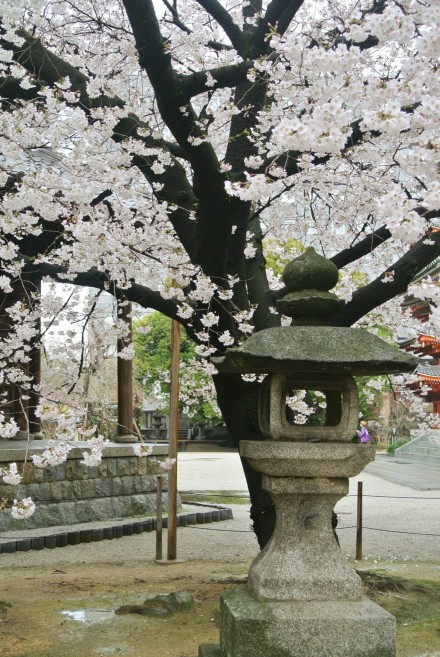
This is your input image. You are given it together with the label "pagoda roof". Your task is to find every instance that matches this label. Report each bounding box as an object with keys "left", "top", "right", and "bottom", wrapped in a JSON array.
[
  {"left": 418, "top": 363, "right": 440, "bottom": 378},
  {"left": 418, "top": 333, "right": 440, "bottom": 345}
]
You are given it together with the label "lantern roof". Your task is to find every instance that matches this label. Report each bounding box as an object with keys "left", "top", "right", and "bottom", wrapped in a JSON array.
[
  {"left": 212, "top": 326, "right": 417, "bottom": 375},
  {"left": 213, "top": 248, "right": 418, "bottom": 376}
]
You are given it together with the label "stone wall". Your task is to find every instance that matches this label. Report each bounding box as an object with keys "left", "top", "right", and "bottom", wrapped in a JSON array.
[{"left": 0, "top": 441, "right": 169, "bottom": 532}]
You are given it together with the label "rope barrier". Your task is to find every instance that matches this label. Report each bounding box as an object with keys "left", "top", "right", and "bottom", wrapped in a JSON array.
[
  {"left": 347, "top": 494, "right": 440, "bottom": 499},
  {"left": 183, "top": 492, "right": 440, "bottom": 500},
  {"left": 362, "top": 526, "right": 440, "bottom": 537},
  {"left": 184, "top": 524, "right": 440, "bottom": 537}
]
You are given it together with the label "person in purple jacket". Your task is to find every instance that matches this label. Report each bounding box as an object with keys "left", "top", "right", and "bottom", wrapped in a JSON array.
[{"left": 358, "top": 420, "right": 371, "bottom": 443}]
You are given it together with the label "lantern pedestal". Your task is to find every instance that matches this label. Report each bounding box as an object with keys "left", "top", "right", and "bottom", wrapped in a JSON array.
[
  {"left": 242, "top": 441, "right": 374, "bottom": 602},
  {"left": 199, "top": 440, "right": 396, "bottom": 657},
  {"left": 198, "top": 589, "right": 395, "bottom": 657}
]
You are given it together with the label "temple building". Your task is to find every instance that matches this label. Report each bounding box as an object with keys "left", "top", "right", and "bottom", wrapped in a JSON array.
[
  {"left": 398, "top": 252, "right": 440, "bottom": 420},
  {"left": 399, "top": 332, "right": 440, "bottom": 417}
]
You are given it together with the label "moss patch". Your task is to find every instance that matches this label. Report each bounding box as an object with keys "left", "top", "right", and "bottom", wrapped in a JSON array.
[{"left": 361, "top": 571, "right": 440, "bottom": 657}]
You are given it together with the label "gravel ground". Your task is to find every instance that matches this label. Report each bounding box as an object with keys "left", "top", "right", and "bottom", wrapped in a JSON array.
[{"left": 0, "top": 452, "right": 439, "bottom": 567}]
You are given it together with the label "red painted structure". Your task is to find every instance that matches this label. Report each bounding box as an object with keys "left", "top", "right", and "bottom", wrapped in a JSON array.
[{"left": 400, "top": 332, "right": 440, "bottom": 415}]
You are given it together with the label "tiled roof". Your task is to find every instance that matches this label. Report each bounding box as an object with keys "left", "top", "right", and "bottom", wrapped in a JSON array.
[{"left": 418, "top": 363, "right": 440, "bottom": 378}]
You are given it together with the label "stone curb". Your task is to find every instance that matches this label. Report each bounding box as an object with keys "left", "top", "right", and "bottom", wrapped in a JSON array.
[{"left": 0, "top": 505, "right": 233, "bottom": 554}]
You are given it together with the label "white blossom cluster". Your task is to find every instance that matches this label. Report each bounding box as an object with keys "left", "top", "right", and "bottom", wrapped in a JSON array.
[
  {"left": 132, "top": 444, "right": 175, "bottom": 472},
  {"left": 31, "top": 441, "right": 72, "bottom": 468},
  {"left": 80, "top": 435, "right": 109, "bottom": 467},
  {"left": 0, "top": 462, "right": 22, "bottom": 486}
]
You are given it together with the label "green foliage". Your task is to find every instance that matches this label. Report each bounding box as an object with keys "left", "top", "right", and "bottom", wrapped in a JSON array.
[
  {"left": 264, "top": 238, "right": 304, "bottom": 277},
  {"left": 371, "top": 324, "right": 394, "bottom": 340},
  {"left": 133, "top": 312, "right": 221, "bottom": 423},
  {"left": 133, "top": 312, "right": 189, "bottom": 390},
  {"left": 386, "top": 438, "right": 410, "bottom": 455}
]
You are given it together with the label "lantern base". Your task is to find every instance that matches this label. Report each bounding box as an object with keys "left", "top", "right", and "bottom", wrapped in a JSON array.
[{"left": 199, "top": 587, "right": 395, "bottom": 657}]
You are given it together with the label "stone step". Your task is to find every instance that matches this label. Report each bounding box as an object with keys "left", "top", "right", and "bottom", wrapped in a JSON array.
[
  {"left": 396, "top": 452, "right": 440, "bottom": 465},
  {"left": 403, "top": 446, "right": 440, "bottom": 456}
]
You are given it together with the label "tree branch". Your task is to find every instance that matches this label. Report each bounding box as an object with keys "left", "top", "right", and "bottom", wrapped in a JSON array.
[
  {"left": 1, "top": 27, "right": 200, "bottom": 262},
  {"left": 121, "top": 1, "right": 220, "bottom": 170},
  {"left": 331, "top": 208, "right": 440, "bottom": 270},
  {"left": 332, "top": 231, "right": 440, "bottom": 327},
  {"left": 122, "top": 1, "right": 238, "bottom": 280},
  {"left": 19, "top": 259, "right": 183, "bottom": 323},
  {"left": 0, "top": 75, "right": 40, "bottom": 102},
  {"left": 179, "top": 60, "right": 255, "bottom": 101},
  {"left": 245, "top": 216, "right": 281, "bottom": 331},
  {"left": 331, "top": 226, "right": 392, "bottom": 269},
  {"left": 255, "top": 1, "right": 305, "bottom": 52},
  {"left": 160, "top": 0, "right": 233, "bottom": 51},
  {"left": 194, "top": 0, "right": 244, "bottom": 54},
  {"left": 0, "top": 30, "right": 123, "bottom": 109}
]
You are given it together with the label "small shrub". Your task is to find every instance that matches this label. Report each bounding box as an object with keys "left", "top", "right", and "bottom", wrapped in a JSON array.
[
  {"left": 386, "top": 439, "right": 410, "bottom": 455},
  {"left": 374, "top": 442, "right": 389, "bottom": 451}
]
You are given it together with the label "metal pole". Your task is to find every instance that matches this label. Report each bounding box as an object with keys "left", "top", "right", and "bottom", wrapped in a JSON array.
[
  {"left": 167, "top": 316, "right": 180, "bottom": 560},
  {"left": 356, "top": 481, "right": 363, "bottom": 561},
  {"left": 156, "top": 475, "right": 163, "bottom": 561}
]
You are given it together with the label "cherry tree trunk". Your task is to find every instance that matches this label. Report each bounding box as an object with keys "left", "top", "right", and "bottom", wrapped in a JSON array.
[{"left": 214, "top": 372, "right": 276, "bottom": 549}]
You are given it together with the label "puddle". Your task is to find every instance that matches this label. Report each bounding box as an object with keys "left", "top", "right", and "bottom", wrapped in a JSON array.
[{"left": 60, "top": 609, "right": 116, "bottom": 625}]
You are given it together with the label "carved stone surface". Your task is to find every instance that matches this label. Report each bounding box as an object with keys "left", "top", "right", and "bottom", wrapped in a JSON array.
[
  {"left": 212, "top": 326, "right": 417, "bottom": 375},
  {"left": 282, "top": 247, "right": 340, "bottom": 293},
  {"left": 240, "top": 441, "right": 375, "bottom": 478},
  {"left": 246, "top": 474, "right": 362, "bottom": 601},
  {"left": 258, "top": 372, "right": 359, "bottom": 441},
  {"left": 276, "top": 289, "right": 344, "bottom": 324},
  {"left": 215, "top": 587, "right": 395, "bottom": 657}
]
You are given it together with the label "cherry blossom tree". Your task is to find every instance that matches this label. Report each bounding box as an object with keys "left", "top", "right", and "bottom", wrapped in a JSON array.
[{"left": 0, "top": 0, "right": 439, "bottom": 543}]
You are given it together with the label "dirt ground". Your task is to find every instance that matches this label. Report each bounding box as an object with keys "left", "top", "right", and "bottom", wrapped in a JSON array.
[
  {"left": 0, "top": 558, "right": 250, "bottom": 657},
  {"left": 1, "top": 557, "right": 440, "bottom": 657}
]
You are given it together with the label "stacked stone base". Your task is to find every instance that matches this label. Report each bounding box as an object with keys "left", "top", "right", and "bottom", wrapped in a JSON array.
[{"left": 199, "top": 587, "right": 395, "bottom": 657}]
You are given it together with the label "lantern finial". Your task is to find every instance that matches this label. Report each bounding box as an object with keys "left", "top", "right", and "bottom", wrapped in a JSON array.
[{"left": 277, "top": 248, "right": 344, "bottom": 324}]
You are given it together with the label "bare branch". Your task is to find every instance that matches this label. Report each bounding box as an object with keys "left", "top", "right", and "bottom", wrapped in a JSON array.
[
  {"left": 331, "top": 226, "right": 392, "bottom": 269},
  {"left": 255, "top": 1, "right": 305, "bottom": 52},
  {"left": 18, "top": 259, "right": 184, "bottom": 323},
  {"left": 179, "top": 60, "right": 255, "bottom": 101},
  {"left": 332, "top": 231, "right": 440, "bottom": 327},
  {"left": 194, "top": 0, "right": 244, "bottom": 53}
]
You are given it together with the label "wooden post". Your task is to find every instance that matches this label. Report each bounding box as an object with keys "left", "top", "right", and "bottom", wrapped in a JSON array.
[
  {"left": 156, "top": 475, "right": 163, "bottom": 561},
  {"left": 356, "top": 481, "right": 363, "bottom": 561},
  {"left": 167, "top": 317, "right": 180, "bottom": 561},
  {"left": 11, "top": 274, "right": 42, "bottom": 439},
  {"left": 29, "top": 279, "right": 42, "bottom": 436},
  {"left": 116, "top": 301, "right": 134, "bottom": 442}
]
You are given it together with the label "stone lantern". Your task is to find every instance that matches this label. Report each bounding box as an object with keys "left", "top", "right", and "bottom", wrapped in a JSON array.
[{"left": 201, "top": 248, "right": 417, "bottom": 657}]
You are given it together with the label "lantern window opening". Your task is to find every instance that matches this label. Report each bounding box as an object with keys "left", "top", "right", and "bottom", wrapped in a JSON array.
[
  {"left": 284, "top": 387, "right": 343, "bottom": 428},
  {"left": 259, "top": 372, "right": 359, "bottom": 442}
]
